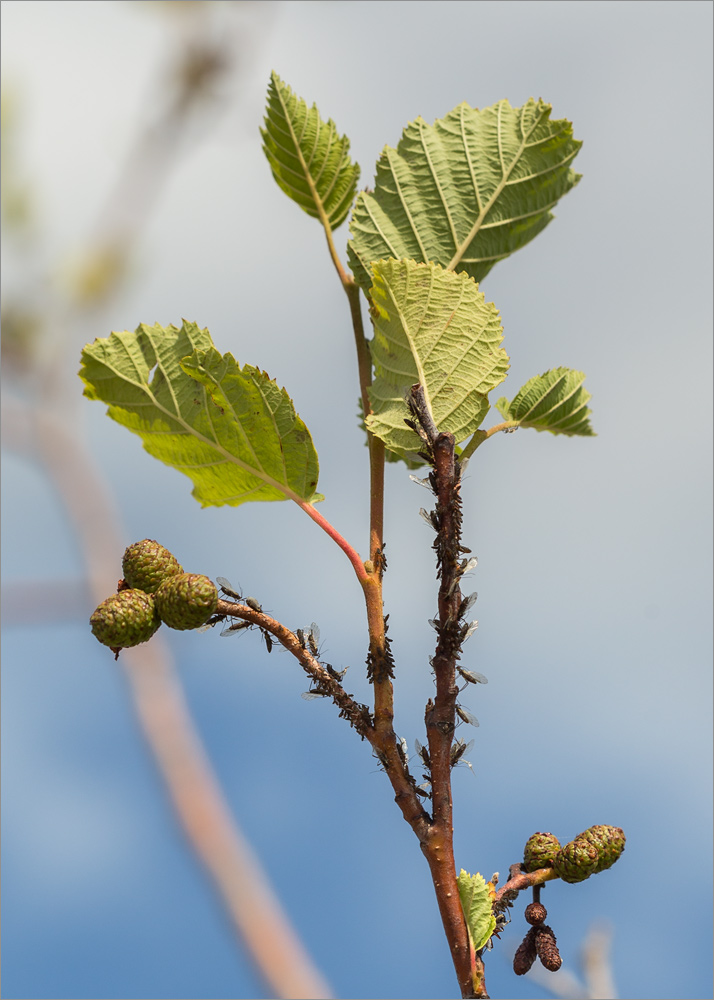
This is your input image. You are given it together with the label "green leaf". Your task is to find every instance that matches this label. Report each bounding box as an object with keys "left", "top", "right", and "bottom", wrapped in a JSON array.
[
  {"left": 357, "top": 396, "right": 424, "bottom": 469},
  {"left": 495, "top": 367, "right": 595, "bottom": 435},
  {"left": 364, "top": 259, "right": 509, "bottom": 459},
  {"left": 348, "top": 98, "right": 581, "bottom": 291},
  {"left": 261, "top": 71, "right": 360, "bottom": 229},
  {"left": 79, "top": 321, "right": 321, "bottom": 507},
  {"left": 456, "top": 870, "right": 497, "bottom": 953}
]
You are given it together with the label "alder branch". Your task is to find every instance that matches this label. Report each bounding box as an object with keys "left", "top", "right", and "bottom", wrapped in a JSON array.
[
  {"left": 217, "top": 598, "right": 432, "bottom": 838},
  {"left": 494, "top": 863, "right": 560, "bottom": 913},
  {"left": 406, "top": 384, "right": 481, "bottom": 999},
  {"left": 215, "top": 598, "right": 374, "bottom": 738}
]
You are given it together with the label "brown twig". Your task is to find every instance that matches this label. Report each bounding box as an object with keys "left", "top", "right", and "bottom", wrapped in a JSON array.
[
  {"left": 216, "top": 598, "right": 374, "bottom": 738},
  {"left": 494, "top": 863, "right": 560, "bottom": 912},
  {"left": 406, "top": 384, "right": 479, "bottom": 998},
  {"left": 218, "top": 597, "right": 433, "bottom": 838}
]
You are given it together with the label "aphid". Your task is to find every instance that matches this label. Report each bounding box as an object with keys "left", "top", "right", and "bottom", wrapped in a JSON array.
[
  {"left": 461, "top": 620, "right": 479, "bottom": 642},
  {"left": 450, "top": 738, "right": 475, "bottom": 766},
  {"left": 414, "top": 739, "right": 431, "bottom": 769},
  {"left": 458, "top": 666, "right": 488, "bottom": 686},
  {"left": 459, "top": 592, "right": 478, "bottom": 617},
  {"left": 373, "top": 748, "right": 390, "bottom": 771},
  {"left": 261, "top": 630, "right": 274, "bottom": 653},
  {"left": 373, "top": 545, "right": 388, "bottom": 575},
  {"left": 397, "top": 736, "right": 409, "bottom": 766},
  {"left": 419, "top": 507, "right": 438, "bottom": 529},
  {"left": 218, "top": 578, "right": 263, "bottom": 612},
  {"left": 460, "top": 556, "right": 479, "bottom": 575},
  {"left": 198, "top": 613, "right": 226, "bottom": 632},
  {"left": 451, "top": 738, "right": 477, "bottom": 779},
  {"left": 446, "top": 577, "right": 462, "bottom": 597},
  {"left": 307, "top": 622, "right": 320, "bottom": 657},
  {"left": 415, "top": 783, "right": 431, "bottom": 799},
  {"left": 456, "top": 704, "right": 480, "bottom": 728},
  {"left": 301, "top": 687, "right": 328, "bottom": 701},
  {"left": 325, "top": 663, "right": 348, "bottom": 682},
  {"left": 296, "top": 628, "right": 306, "bottom": 648},
  {"left": 491, "top": 908, "right": 511, "bottom": 945},
  {"left": 216, "top": 576, "right": 242, "bottom": 601},
  {"left": 409, "top": 474, "right": 432, "bottom": 490},
  {"left": 220, "top": 620, "right": 252, "bottom": 637}
]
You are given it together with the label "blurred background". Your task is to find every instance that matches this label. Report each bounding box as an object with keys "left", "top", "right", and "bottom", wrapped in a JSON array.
[{"left": 2, "top": 2, "right": 711, "bottom": 998}]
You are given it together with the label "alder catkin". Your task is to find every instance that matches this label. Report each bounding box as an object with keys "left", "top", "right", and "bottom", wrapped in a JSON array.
[
  {"left": 524, "top": 901, "right": 547, "bottom": 925},
  {"left": 534, "top": 925, "right": 562, "bottom": 972},
  {"left": 513, "top": 927, "right": 537, "bottom": 975}
]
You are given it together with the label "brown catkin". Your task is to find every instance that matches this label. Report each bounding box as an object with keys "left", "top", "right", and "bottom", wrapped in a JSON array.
[
  {"left": 534, "top": 925, "right": 562, "bottom": 972},
  {"left": 524, "top": 901, "right": 547, "bottom": 925},
  {"left": 513, "top": 927, "right": 538, "bottom": 975}
]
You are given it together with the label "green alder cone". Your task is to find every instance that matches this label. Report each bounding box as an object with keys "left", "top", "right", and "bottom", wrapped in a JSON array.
[
  {"left": 523, "top": 831, "right": 561, "bottom": 872},
  {"left": 90, "top": 590, "right": 161, "bottom": 650},
  {"left": 574, "top": 825, "right": 626, "bottom": 873},
  {"left": 553, "top": 838, "right": 600, "bottom": 883},
  {"left": 122, "top": 539, "right": 183, "bottom": 594},
  {"left": 155, "top": 573, "right": 218, "bottom": 631}
]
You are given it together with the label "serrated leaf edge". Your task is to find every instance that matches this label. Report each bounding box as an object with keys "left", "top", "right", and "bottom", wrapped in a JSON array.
[{"left": 456, "top": 869, "right": 497, "bottom": 953}]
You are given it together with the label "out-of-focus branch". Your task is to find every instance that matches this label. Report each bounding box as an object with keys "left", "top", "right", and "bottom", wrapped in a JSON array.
[
  {"left": 523, "top": 922, "right": 617, "bottom": 999},
  {"left": 12, "top": 396, "right": 333, "bottom": 1000},
  {"left": 581, "top": 923, "right": 617, "bottom": 999},
  {"left": 123, "top": 642, "right": 334, "bottom": 1000},
  {"left": 2, "top": 8, "right": 333, "bottom": 996}
]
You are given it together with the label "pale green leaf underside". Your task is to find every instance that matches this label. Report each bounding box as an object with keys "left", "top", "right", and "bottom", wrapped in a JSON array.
[
  {"left": 495, "top": 367, "right": 595, "bottom": 436},
  {"left": 262, "top": 71, "right": 360, "bottom": 229},
  {"left": 79, "top": 321, "right": 321, "bottom": 507},
  {"left": 365, "top": 259, "right": 509, "bottom": 458},
  {"left": 456, "top": 870, "right": 497, "bottom": 953},
  {"left": 348, "top": 98, "right": 581, "bottom": 291}
]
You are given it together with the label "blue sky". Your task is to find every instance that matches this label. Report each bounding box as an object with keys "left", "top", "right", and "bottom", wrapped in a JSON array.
[{"left": 2, "top": 2, "right": 712, "bottom": 998}]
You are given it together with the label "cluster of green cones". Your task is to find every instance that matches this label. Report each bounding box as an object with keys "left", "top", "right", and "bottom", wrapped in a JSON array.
[
  {"left": 523, "top": 825, "right": 626, "bottom": 883},
  {"left": 89, "top": 539, "right": 219, "bottom": 657}
]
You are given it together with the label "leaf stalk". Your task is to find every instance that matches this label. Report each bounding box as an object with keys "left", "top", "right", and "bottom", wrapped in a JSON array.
[{"left": 297, "top": 500, "right": 368, "bottom": 582}]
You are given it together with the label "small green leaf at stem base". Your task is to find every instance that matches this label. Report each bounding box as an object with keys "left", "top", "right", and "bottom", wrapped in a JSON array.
[{"left": 456, "top": 869, "right": 497, "bottom": 954}]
